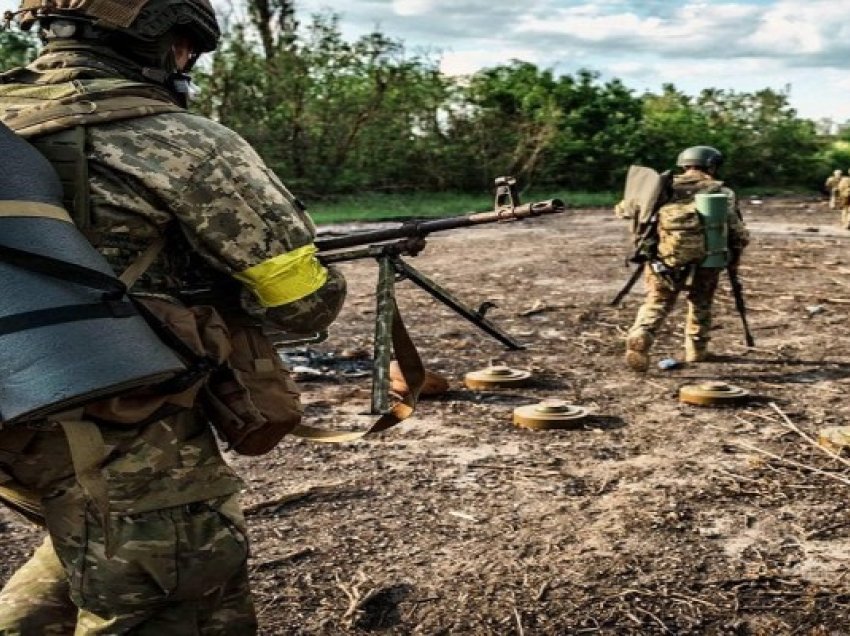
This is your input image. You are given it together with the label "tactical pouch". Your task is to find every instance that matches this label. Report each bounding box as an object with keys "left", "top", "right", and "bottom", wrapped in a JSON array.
[
  {"left": 657, "top": 202, "right": 706, "bottom": 269},
  {"left": 85, "top": 297, "right": 303, "bottom": 456},
  {"left": 202, "top": 322, "right": 303, "bottom": 456},
  {"left": 83, "top": 297, "right": 232, "bottom": 425}
]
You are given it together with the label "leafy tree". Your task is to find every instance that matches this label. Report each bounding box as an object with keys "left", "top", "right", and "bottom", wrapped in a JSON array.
[
  {"left": 0, "top": 30, "right": 39, "bottom": 71},
  {"left": 196, "top": 9, "right": 448, "bottom": 195},
  {"left": 192, "top": 2, "right": 831, "bottom": 196}
]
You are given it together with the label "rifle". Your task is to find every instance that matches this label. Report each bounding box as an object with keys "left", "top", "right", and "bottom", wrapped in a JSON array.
[
  {"left": 310, "top": 177, "right": 566, "bottom": 416},
  {"left": 610, "top": 169, "right": 674, "bottom": 305},
  {"left": 727, "top": 265, "right": 755, "bottom": 347}
]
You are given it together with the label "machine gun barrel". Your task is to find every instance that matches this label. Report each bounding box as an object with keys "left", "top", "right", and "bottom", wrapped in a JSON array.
[
  {"left": 295, "top": 177, "right": 567, "bottom": 420},
  {"left": 315, "top": 199, "right": 565, "bottom": 253}
]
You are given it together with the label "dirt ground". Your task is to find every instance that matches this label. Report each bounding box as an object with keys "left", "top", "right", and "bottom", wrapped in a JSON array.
[{"left": 4, "top": 195, "right": 850, "bottom": 635}]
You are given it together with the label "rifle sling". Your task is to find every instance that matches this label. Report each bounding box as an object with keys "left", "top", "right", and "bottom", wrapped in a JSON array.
[{"left": 288, "top": 299, "right": 425, "bottom": 442}]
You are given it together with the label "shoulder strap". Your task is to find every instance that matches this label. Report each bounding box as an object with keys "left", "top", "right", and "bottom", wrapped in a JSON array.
[
  {"left": 7, "top": 95, "right": 183, "bottom": 138},
  {"left": 2, "top": 81, "right": 183, "bottom": 239},
  {"left": 119, "top": 235, "right": 167, "bottom": 288},
  {"left": 29, "top": 126, "right": 90, "bottom": 228},
  {"left": 287, "top": 299, "right": 424, "bottom": 443}
]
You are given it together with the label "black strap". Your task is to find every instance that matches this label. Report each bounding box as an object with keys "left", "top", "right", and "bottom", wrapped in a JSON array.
[
  {"left": 0, "top": 243, "right": 126, "bottom": 299},
  {"left": 129, "top": 298, "right": 220, "bottom": 395},
  {"left": 0, "top": 300, "right": 136, "bottom": 336}
]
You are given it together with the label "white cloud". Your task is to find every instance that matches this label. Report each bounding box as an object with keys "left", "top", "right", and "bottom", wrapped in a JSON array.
[
  {"left": 440, "top": 47, "right": 543, "bottom": 75},
  {"left": 516, "top": 3, "right": 761, "bottom": 57},
  {"left": 3, "top": 0, "right": 850, "bottom": 120},
  {"left": 391, "top": 0, "right": 436, "bottom": 17}
]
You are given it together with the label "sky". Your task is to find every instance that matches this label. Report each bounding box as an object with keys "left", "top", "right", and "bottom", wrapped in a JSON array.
[
  {"left": 4, "top": 0, "right": 848, "bottom": 122},
  {"left": 281, "top": 0, "right": 850, "bottom": 124}
]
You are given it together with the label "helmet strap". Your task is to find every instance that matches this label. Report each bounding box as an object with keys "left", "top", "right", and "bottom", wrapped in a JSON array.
[{"left": 139, "top": 66, "right": 194, "bottom": 108}]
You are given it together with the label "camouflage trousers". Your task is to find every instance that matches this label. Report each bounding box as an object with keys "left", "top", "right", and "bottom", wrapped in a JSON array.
[
  {"left": 628, "top": 266, "right": 721, "bottom": 350},
  {"left": 0, "top": 511, "right": 255, "bottom": 635},
  {"left": 0, "top": 415, "right": 257, "bottom": 635},
  {"left": 841, "top": 207, "right": 850, "bottom": 230}
]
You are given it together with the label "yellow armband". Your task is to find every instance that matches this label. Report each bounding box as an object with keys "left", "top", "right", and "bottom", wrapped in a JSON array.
[{"left": 234, "top": 244, "right": 328, "bottom": 308}]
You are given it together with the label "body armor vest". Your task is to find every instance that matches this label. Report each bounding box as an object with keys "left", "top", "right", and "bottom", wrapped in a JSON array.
[{"left": 0, "top": 77, "right": 239, "bottom": 301}]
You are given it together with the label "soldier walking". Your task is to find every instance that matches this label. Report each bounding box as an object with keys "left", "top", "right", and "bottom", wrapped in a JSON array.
[
  {"left": 625, "top": 146, "right": 749, "bottom": 371},
  {"left": 825, "top": 170, "right": 843, "bottom": 210}
]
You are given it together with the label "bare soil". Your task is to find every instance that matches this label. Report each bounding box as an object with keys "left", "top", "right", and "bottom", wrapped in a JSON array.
[{"left": 5, "top": 196, "right": 850, "bottom": 635}]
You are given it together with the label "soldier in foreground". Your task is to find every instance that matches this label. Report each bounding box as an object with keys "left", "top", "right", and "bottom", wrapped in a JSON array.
[
  {"left": 0, "top": 0, "right": 345, "bottom": 633},
  {"left": 624, "top": 146, "right": 749, "bottom": 372},
  {"left": 825, "top": 169, "right": 843, "bottom": 210}
]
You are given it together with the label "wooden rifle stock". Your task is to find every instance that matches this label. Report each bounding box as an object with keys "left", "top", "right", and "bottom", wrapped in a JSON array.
[{"left": 727, "top": 266, "right": 755, "bottom": 347}]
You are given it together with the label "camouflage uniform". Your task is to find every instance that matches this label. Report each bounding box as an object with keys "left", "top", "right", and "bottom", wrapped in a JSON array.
[
  {"left": 825, "top": 170, "right": 842, "bottom": 210},
  {"left": 625, "top": 169, "right": 748, "bottom": 370},
  {"left": 0, "top": 46, "right": 345, "bottom": 634},
  {"left": 837, "top": 175, "right": 850, "bottom": 229}
]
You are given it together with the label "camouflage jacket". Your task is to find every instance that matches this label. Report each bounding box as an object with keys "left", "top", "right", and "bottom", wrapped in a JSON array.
[
  {"left": 837, "top": 176, "right": 850, "bottom": 207},
  {"left": 0, "top": 50, "right": 345, "bottom": 335}
]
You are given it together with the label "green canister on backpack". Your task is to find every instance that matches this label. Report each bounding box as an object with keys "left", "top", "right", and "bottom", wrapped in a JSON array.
[{"left": 695, "top": 193, "right": 729, "bottom": 268}]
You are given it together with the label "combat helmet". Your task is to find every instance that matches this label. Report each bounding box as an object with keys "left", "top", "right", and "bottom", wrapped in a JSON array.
[
  {"left": 17, "top": 0, "right": 219, "bottom": 53},
  {"left": 676, "top": 146, "right": 724, "bottom": 170},
  {"left": 14, "top": 0, "right": 219, "bottom": 99}
]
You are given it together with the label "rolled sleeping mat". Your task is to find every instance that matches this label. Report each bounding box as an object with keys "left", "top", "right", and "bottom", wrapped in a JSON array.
[
  {"left": 695, "top": 192, "right": 729, "bottom": 268},
  {"left": 0, "top": 120, "right": 186, "bottom": 425}
]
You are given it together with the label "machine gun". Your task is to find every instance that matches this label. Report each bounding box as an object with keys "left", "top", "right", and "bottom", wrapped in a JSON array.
[{"left": 309, "top": 177, "right": 566, "bottom": 416}]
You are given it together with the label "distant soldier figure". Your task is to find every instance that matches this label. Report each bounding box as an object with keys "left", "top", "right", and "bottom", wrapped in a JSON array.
[
  {"left": 625, "top": 146, "right": 749, "bottom": 371},
  {"left": 838, "top": 174, "right": 850, "bottom": 229},
  {"left": 825, "top": 170, "right": 843, "bottom": 210}
]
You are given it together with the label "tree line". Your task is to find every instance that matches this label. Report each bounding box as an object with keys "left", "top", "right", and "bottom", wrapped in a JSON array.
[{"left": 0, "top": 3, "right": 845, "bottom": 197}]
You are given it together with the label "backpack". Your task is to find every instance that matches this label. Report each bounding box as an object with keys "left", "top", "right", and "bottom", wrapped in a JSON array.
[
  {"left": 656, "top": 177, "right": 724, "bottom": 269},
  {"left": 0, "top": 81, "right": 303, "bottom": 453}
]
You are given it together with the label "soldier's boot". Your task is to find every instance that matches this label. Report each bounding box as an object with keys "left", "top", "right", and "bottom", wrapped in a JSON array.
[
  {"left": 625, "top": 330, "right": 653, "bottom": 372},
  {"left": 684, "top": 338, "right": 709, "bottom": 363}
]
